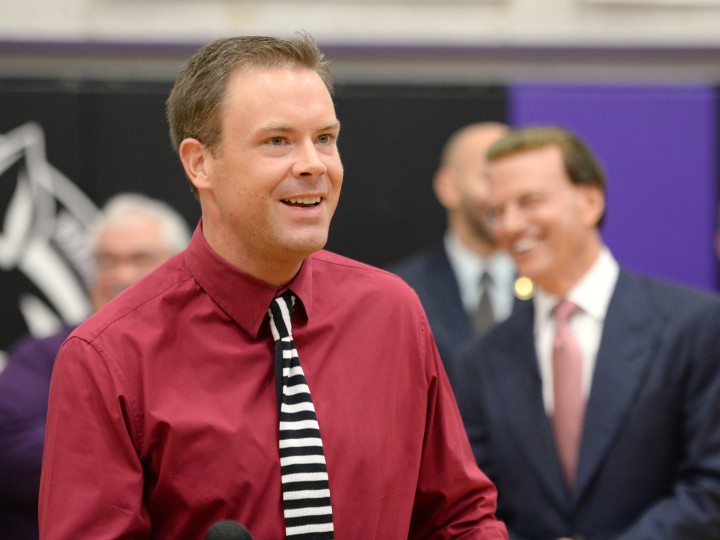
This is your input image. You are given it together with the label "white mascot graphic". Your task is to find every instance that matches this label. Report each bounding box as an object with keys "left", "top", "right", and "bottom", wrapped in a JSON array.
[{"left": 0, "top": 122, "right": 99, "bottom": 370}]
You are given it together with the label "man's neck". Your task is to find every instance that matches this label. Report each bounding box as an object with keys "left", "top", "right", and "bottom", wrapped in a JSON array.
[
  {"left": 200, "top": 220, "right": 305, "bottom": 288},
  {"left": 537, "top": 242, "right": 603, "bottom": 298}
]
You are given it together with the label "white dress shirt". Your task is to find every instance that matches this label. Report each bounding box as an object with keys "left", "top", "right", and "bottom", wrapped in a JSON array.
[
  {"left": 444, "top": 232, "right": 517, "bottom": 324},
  {"left": 533, "top": 247, "right": 620, "bottom": 415}
]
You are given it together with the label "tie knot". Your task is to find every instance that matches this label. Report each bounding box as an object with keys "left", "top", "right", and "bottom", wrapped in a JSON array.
[
  {"left": 553, "top": 300, "right": 578, "bottom": 324},
  {"left": 268, "top": 291, "right": 295, "bottom": 341}
]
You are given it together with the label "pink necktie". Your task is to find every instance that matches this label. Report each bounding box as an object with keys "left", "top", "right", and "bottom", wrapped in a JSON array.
[{"left": 551, "top": 300, "right": 584, "bottom": 490}]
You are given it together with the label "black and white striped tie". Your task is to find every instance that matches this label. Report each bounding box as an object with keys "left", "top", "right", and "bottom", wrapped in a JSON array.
[{"left": 268, "top": 292, "right": 334, "bottom": 539}]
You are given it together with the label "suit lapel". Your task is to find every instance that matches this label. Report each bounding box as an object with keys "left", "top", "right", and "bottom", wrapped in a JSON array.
[
  {"left": 511, "top": 285, "right": 532, "bottom": 315},
  {"left": 492, "top": 304, "right": 569, "bottom": 508},
  {"left": 574, "top": 271, "right": 661, "bottom": 498},
  {"left": 429, "top": 247, "right": 473, "bottom": 340}
]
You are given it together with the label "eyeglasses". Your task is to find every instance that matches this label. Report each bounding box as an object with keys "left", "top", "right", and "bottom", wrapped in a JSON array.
[{"left": 95, "top": 251, "right": 170, "bottom": 273}]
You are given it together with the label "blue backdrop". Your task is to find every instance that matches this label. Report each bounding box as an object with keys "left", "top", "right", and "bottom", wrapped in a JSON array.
[{"left": 511, "top": 83, "right": 718, "bottom": 290}]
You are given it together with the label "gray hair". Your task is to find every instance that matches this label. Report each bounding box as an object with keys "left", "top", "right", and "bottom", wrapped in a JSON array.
[{"left": 90, "top": 193, "right": 191, "bottom": 256}]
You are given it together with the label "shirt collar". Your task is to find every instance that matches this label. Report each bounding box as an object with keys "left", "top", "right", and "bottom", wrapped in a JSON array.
[
  {"left": 444, "top": 232, "right": 515, "bottom": 309},
  {"left": 184, "top": 221, "right": 313, "bottom": 338},
  {"left": 534, "top": 246, "right": 619, "bottom": 326}
]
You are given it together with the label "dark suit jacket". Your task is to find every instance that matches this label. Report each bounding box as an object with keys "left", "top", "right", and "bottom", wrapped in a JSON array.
[
  {"left": 455, "top": 270, "right": 720, "bottom": 540},
  {"left": 0, "top": 326, "right": 74, "bottom": 540},
  {"left": 390, "top": 242, "right": 526, "bottom": 382},
  {"left": 390, "top": 243, "right": 471, "bottom": 380}
]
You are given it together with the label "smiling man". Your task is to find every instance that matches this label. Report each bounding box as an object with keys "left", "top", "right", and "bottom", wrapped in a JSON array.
[
  {"left": 389, "top": 122, "right": 521, "bottom": 382},
  {"left": 455, "top": 126, "right": 720, "bottom": 539},
  {"left": 39, "top": 35, "right": 508, "bottom": 539}
]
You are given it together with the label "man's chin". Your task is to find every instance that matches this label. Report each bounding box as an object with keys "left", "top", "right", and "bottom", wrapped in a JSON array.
[
  {"left": 513, "top": 261, "right": 542, "bottom": 286},
  {"left": 285, "top": 235, "right": 329, "bottom": 259},
  {"left": 469, "top": 221, "right": 495, "bottom": 246}
]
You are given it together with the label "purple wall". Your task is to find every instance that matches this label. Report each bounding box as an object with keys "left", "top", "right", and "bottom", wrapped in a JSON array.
[{"left": 510, "top": 84, "right": 717, "bottom": 291}]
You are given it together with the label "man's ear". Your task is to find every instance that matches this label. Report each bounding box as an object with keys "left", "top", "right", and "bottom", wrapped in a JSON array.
[
  {"left": 433, "top": 167, "right": 460, "bottom": 211},
  {"left": 179, "top": 138, "right": 212, "bottom": 192},
  {"left": 580, "top": 184, "right": 605, "bottom": 227}
]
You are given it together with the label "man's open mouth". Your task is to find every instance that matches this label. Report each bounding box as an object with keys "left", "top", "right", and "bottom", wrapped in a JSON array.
[{"left": 283, "top": 197, "right": 321, "bottom": 207}]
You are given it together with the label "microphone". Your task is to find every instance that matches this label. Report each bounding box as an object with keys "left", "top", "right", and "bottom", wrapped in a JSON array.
[{"left": 205, "top": 520, "right": 253, "bottom": 540}]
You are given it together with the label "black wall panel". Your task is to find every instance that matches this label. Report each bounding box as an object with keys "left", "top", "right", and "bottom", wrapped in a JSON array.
[
  {"left": 0, "top": 78, "right": 506, "bottom": 350},
  {"left": 331, "top": 84, "right": 506, "bottom": 265}
]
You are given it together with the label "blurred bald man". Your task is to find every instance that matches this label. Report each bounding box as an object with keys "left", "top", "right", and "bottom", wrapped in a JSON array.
[{"left": 391, "top": 122, "right": 523, "bottom": 381}]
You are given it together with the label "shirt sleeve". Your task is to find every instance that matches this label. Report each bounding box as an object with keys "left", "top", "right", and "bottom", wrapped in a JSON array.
[
  {"left": 39, "top": 336, "right": 150, "bottom": 539},
  {"left": 408, "top": 313, "right": 509, "bottom": 540}
]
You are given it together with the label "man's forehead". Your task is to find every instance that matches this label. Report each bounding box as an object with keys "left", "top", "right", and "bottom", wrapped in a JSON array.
[
  {"left": 223, "top": 68, "right": 336, "bottom": 123},
  {"left": 227, "top": 64, "right": 325, "bottom": 90},
  {"left": 490, "top": 146, "right": 565, "bottom": 176},
  {"left": 97, "top": 217, "right": 164, "bottom": 244}
]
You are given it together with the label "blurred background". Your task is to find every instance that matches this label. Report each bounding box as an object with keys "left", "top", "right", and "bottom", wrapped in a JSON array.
[{"left": 1, "top": 0, "right": 719, "bottom": 357}]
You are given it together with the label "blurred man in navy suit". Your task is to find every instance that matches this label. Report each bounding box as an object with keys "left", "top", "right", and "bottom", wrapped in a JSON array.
[
  {"left": 456, "top": 126, "right": 720, "bottom": 539},
  {"left": 391, "top": 122, "right": 522, "bottom": 381}
]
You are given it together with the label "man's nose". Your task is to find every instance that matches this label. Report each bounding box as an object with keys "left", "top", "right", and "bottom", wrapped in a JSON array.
[
  {"left": 293, "top": 140, "right": 327, "bottom": 179},
  {"left": 495, "top": 203, "right": 527, "bottom": 236}
]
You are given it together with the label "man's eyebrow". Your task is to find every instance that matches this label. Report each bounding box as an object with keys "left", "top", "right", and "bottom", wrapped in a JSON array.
[
  {"left": 256, "top": 124, "right": 294, "bottom": 135},
  {"left": 320, "top": 121, "right": 341, "bottom": 132},
  {"left": 256, "top": 121, "right": 341, "bottom": 136}
]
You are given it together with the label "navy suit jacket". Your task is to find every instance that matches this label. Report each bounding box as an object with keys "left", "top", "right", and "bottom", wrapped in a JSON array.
[
  {"left": 455, "top": 270, "right": 720, "bottom": 539},
  {"left": 0, "top": 326, "right": 73, "bottom": 540},
  {"left": 390, "top": 242, "right": 525, "bottom": 382}
]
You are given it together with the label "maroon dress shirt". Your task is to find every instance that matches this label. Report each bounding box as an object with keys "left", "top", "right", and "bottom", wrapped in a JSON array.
[{"left": 39, "top": 224, "right": 507, "bottom": 539}]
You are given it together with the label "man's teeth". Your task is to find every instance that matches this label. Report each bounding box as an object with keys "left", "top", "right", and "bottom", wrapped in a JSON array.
[
  {"left": 513, "top": 238, "right": 537, "bottom": 253},
  {"left": 284, "top": 196, "right": 321, "bottom": 205}
]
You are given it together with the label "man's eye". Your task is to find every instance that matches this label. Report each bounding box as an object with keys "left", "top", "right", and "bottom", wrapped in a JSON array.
[
  {"left": 518, "top": 194, "right": 544, "bottom": 210},
  {"left": 317, "top": 134, "right": 332, "bottom": 144},
  {"left": 95, "top": 255, "right": 117, "bottom": 270},
  {"left": 269, "top": 137, "right": 285, "bottom": 145}
]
